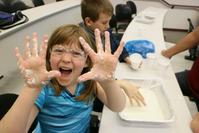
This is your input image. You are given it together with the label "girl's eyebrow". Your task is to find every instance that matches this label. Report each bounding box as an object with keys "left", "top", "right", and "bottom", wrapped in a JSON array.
[
  {"left": 53, "top": 44, "right": 66, "bottom": 48},
  {"left": 54, "top": 45, "right": 63, "bottom": 48},
  {"left": 53, "top": 45, "right": 84, "bottom": 51}
]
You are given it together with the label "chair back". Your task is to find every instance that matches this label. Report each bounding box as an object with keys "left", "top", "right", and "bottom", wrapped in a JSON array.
[
  {"left": 32, "top": 0, "right": 44, "bottom": 7},
  {"left": 0, "top": 93, "right": 38, "bottom": 133},
  {"left": 115, "top": 4, "right": 132, "bottom": 21},
  {"left": 109, "top": 1, "right": 137, "bottom": 33},
  {"left": 0, "top": 0, "right": 32, "bottom": 13},
  {"left": 109, "top": 14, "right": 117, "bottom": 29},
  {"left": 126, "top": 1, "right": 137, "bottom": 16}
]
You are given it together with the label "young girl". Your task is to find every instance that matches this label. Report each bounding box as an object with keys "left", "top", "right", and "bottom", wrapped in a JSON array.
[{"left": 11, "top": 24, "right": 126, "bottom": 133}]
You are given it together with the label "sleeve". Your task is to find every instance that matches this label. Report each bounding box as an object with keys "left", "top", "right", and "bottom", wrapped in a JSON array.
[
  {"left": 34, "top": 87, "right": 46, "bottom": 110},
  {"left": 109, "top": 30, "right": 129, "bottom": 62}
]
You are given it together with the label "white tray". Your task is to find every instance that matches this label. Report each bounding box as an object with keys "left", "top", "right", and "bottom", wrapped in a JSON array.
[{"left": 119, "top": 78, "right": 175, "bottom": 124}]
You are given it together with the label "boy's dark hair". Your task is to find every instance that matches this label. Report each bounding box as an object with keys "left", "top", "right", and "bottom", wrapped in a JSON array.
[{"left": 81, "top": 0, "right": 113, "bottom": 22}]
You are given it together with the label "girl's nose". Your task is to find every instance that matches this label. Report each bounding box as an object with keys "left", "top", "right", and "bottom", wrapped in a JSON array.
[{"left": 61, "top": 53, "right": 72, "bottom": 63}]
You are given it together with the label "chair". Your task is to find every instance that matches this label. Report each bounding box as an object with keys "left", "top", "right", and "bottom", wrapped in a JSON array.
[
  {"left": 0, "top": 93, "right": 38, "bottom": 133},
  {"left": 184, "top": 18, "right": 199, "bottom": 61},
  {"left": 127, "top": 1, "right": 137, "bottom": 16},
  {"left": 114, "top": 1, "right": 137, "bottom": 33},
  {"left": 184, "top": 96, "right": 198, "bottom": 117},
  {"left": 0, "top": 0, "right": 32, "bottom": 13},
  {"left": 32, "top": 0, "right": 45, "bottom": 7},
  {"left": 109, "top": 14, "right": 117, "bottom": 33},
  {"left": 90, "top": 98, "right": 103, "bottom": 133}
]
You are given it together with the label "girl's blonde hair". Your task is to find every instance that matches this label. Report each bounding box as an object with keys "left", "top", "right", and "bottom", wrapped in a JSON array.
[{"left": 46, "top": 24, "right": 97, "bottom": 101}]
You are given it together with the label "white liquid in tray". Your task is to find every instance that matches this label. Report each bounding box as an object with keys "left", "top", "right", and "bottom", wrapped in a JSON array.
[{"left": 120, "top": 89, "right": 165, "bottom": 122}]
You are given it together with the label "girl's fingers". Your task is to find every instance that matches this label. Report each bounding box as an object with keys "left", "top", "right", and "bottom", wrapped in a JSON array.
[
  {"left": 15, "top": 47, "right": 24, "bottom": 66},
  {"left": 137, "top": 92, "right": 146, "bottom": 105},
  {"left": 128, "top": 95, "right": 133, "bottom": 105},
  {"left": 133, "top": 95, "right": 141, "bottom": 106},
  {"left": 40, "top": 70, "right": 61, "bottom": 85},
  {"left": 79, "top": 37, "right": 96, "bottom": 61},
  {"left": 132, "top": 93, "right": 146, "bottom": 106},
  {"left": 78, "top": 71, "right": 94, "bottom": 82},
  {"left": 24, "top": 36, "right": 31, "bottom": 59},
  {"left": 126, "top": 89, "right": 145, "bottom": 106},
  {"left": 39, "top": 35, "right": 48, "bottom": 58},
  {"left": 15, "top": 47, "right": 26, "bottom": 73},
  {"left": 114, "top": 41, "right": 124, "bottom": 58},
  {"left": 121, "top": 88, "right": 133, "bottom": 105},
  {"left": 32, "top": 32, "right": 38, "bottom": 57},
  {"left": 94, "top": 29, "right": 103, "bottom": 54},
  {"left": 47, "top": 70, "right": 61, "bottom": 79},
  {"left": 104, "top": 31, "right": 111, "bottom": 53},
  {"left": 15, "top": 47, "right": 20, "bottom": 61}
]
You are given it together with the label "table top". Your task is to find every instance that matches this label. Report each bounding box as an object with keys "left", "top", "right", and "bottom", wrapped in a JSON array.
[{"left": 99, "top": 7, "right": 192, "bottom": 133}]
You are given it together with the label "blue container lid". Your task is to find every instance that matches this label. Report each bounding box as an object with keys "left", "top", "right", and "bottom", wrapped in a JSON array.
[{"left": 125, "top": 40, "right": 155, "bottom": 58}]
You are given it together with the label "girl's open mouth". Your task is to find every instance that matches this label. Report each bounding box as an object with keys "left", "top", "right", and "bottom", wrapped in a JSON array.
[{"left": 59, "top": 68, "right": 72, "bottom": 77}]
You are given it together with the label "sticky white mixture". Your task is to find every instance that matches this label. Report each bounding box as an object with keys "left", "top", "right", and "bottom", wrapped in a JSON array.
[{"left": 120, "top": 88, "right": 165, "bottom": 121}]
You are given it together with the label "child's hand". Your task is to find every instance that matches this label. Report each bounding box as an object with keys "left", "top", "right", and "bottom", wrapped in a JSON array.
[
  {"left": 118, "top": 80, "right": 145, "bottom": 106},
  {"left": 78, "top": 29, "right": 124, "bottom": 82},
  {"left": 15, "top": 33, "right": 60, "bottom": 88}
]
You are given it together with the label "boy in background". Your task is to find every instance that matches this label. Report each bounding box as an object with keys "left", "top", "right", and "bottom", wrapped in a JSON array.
[{"left": 79, "top": 0, "right": 132, "bottom": 65}]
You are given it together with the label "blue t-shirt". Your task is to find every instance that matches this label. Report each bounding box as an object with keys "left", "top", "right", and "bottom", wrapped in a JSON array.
[{"left": 34, "top": 83, "right": 93, "bottom": 133}]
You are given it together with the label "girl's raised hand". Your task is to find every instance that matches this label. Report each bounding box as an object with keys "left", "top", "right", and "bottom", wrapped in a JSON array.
[
  {"left": 78, "top": 29, "right": 124, "bottom": 82},
  {"left": 15, "top": 33, "right": 60, "bottom": 88}
]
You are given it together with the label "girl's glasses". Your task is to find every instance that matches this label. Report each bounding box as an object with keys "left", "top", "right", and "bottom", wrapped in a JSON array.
[{"left": 51, "top": 47, "right": 85, "bottom": 59}]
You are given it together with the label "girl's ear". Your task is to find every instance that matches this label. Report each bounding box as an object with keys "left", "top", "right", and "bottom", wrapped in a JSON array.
[{"left": 85, "top": 17, "right": 93, "bottom": 27}]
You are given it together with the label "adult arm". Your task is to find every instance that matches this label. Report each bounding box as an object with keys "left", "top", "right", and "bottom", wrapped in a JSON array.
[
  {"left": 162, "top": 26, "right": 199, "bottom": 58},
  {"left": 191, "top": 112, "right": 199, "bottom": 133}
]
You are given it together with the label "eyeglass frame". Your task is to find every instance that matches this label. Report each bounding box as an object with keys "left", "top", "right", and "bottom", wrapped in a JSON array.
[{"left": 50, "top": 45, "right": 86, "bottom": 59}]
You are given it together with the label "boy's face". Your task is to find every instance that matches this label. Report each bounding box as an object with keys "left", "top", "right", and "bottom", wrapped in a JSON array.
[
  {"left": 49, "top": 44, "right": 87, "bottom": 87},
  {"left": 86, "top": 13, "right": 111, "bottom": 33}
]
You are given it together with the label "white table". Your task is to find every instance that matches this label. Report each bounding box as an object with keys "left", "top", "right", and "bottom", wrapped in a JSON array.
[{"left": 99, "top": 7, "right": 193, "bottom": 133}]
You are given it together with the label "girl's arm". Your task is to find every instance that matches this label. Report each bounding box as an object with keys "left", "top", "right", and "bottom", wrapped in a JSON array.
[
  {"left": 0, "top": 87, "right": 40, "bottom": 133},
  {"left": 96, "top": 79, "right": 145, "bottom": 112},
  {"left": 0, "top": 33, "right": 60, "bottom": 133},
  {"left": 96, "top": 80, "right": 126, "bottom": 112},
  {"left": 78, "top": 29, "right": 126, "bottom": 112}
]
